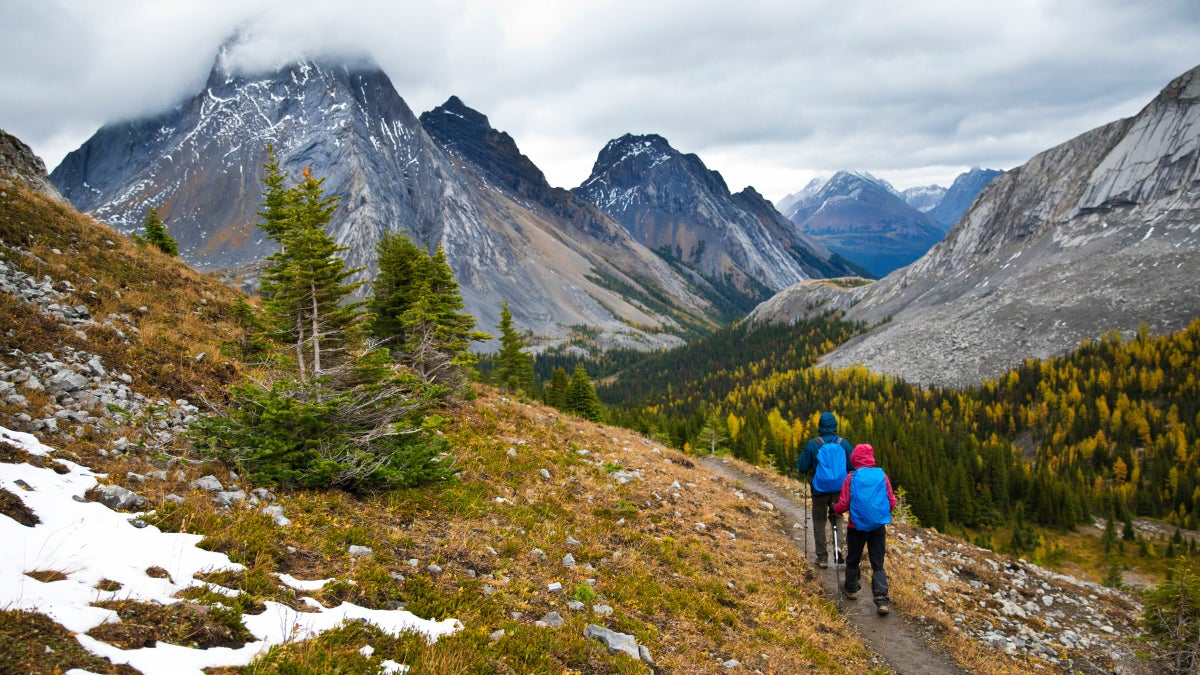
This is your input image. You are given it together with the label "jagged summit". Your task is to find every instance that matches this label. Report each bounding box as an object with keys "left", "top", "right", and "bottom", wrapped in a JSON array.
[{"left": 574, "top": 133, "right": 861, "bottom": 316}]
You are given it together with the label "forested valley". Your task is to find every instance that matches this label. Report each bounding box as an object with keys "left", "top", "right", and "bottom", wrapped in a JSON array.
[{"left": 556, "top": 315, "right": 1200, "bottom": 569}]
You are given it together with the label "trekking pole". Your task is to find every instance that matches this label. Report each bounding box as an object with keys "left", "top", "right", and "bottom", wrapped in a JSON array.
[
  {"left": 831, "top": 506, "right": 842, "bottom": 611},
  {"left": 802, "top": 481, "right": 808, "bottom": 556}
]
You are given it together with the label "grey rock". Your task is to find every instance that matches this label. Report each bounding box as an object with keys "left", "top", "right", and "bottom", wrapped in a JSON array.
[
  {"left": 348, "top": 545, "right": 374, "bottom": 558},
  {"left": 189, "top": 475, "right": 223, "bottom": 492},
  {"left": 583, "top": 624, "right": 639, "bottom": 660},
  {"left": 164, "top": 494, "right": 185, "bottom": 505},
  {"left": 51, "top": 65, "right": 709, "bottom": 351},
  {"left": 427, "top": 564, "right": 443, "bottom": 574},
  {"left": 593, "top": 604, "right": 613, "bottom": 616},
  {"left": 723, "top": 659, "right": 741, "bottom": 669},
  {"left": 214, "top": 490, "right": 246, "bottom": 507},
  {"left": 95, "top": 484, "right": 145, "bottom": 511},
  {"left": 562, "top": 553, "right": 576, "bottom": 568},
  {"left": 638, "top": 645, "right": 654, "bottom": 665},
  {"left": 540, "top": 611, "right": 565, "bottom": 628}
]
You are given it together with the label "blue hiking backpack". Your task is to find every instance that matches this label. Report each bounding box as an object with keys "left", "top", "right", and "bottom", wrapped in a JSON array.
[
  {"left": 812, "top": 436, "right": 848, "bottom": 493},
  {"left": 849, "top": 467, "right": 892, "bottom": 532}
]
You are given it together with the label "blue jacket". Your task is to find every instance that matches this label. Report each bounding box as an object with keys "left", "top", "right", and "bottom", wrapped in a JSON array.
[{"left": 796, "top": 412, "right": 854, "bottom": 494}]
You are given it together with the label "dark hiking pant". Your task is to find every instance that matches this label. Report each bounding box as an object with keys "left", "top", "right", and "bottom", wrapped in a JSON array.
[
  {"left": 811, "top": 491, "right": 843, "bottom": 564},
  {"left": 844, "top": 525, "right": 889, "bottom": 604}
]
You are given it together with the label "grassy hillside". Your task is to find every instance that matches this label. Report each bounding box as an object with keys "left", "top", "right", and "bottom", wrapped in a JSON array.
[
  {"left": 0, "top": 181, "right": 1170, "bottom": 673},
  {"left": 0, "top": 183, "right": 869, "bottom": 672}
]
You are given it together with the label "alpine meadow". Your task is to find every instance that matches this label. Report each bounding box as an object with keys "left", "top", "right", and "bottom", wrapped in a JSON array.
[{"left": 3, "top": 12, "right": 1200, "bottom": 674}]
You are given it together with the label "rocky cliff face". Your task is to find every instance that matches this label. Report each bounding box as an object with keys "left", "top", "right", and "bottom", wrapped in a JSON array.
[
  {"left": 0, "top": 130, "right": 66, "bottom": 204},
  {"left": 780, "top": 171, "right": 945, "bottom": 277},
  {"left": 573, "top": 134, "right": 861, "bottom": 316},
  {"left": 49, "top": 54, "right": 711, "bottom": 350},
  {"left": 754, "top": 64, "right": 1200, "bottom": 388}
]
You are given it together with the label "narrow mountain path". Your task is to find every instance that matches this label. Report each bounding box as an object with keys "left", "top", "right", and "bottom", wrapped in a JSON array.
[{"left": 700, "top": 456, "right": 966, "bottom": 674}]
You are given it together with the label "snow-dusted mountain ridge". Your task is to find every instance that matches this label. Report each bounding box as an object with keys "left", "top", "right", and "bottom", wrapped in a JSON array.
[{"left": 50, "top": 54, "right": 715, "bottom": 349}]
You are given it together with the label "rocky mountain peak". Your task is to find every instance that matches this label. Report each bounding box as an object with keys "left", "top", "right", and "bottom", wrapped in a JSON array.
[
  {"left": 926, "top": 167, "right": 1003, "bottom": 230},
  {"left": 780, "top": 169, "right": 944, "bottom": 277},
  {"left": 419, "top": 96, "right": 553, "bottom": 201},
  {"left": 0, "top": 130, "right": 66, "bottom": 204},
  {"left": 574, "top": 133, "right": 861, "bottom": 315}
]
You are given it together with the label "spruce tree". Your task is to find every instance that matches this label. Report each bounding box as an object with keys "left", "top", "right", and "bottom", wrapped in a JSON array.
[
  {"left": 259, "top": 167, "right": 362, "bottom": 381},
  {"left": 371, "top": 235, "right": 489, "bottom": 385},
  {"left": 370, "top": 231, "right": 426, "bottom": 347},
  {"left": 565, "top": 363, "right": 605, "bottom": 422},
  {"left": 492, "top": 300, "right": 533, "bottom": 393},
  {"left": 137, "top": 207, "right": 178, "bottom": 256},
  {"left": 548, "top": 366, "right": 569, "bottom": 409}
]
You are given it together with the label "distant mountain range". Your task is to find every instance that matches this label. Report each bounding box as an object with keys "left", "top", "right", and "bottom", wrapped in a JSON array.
[
  {"left": 49, "top": 49, "right": 859, "bottom": 346},
  {"left": 775, "top": 168, "right": 1001, "bottom": 277},
  {"left": 751, "top": 63, "right": 1200, "bottom": 388}
]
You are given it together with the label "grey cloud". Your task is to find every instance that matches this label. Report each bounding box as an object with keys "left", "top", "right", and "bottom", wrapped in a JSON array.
[{"left": 2, "top": 0, "right": 1198, "bottom": 200}]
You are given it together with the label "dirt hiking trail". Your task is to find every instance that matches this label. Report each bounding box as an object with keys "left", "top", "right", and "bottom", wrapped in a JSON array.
[{"left": 701, "top": 457, "right": 966, "bottom": 674}]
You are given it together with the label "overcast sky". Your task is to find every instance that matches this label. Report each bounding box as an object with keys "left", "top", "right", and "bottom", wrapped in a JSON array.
[{"left": 3, "top": 0, "right": 1199, "bottom": 202}]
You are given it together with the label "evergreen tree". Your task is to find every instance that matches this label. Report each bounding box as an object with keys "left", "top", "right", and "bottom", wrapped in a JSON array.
[
  {"left": 401, "top": 245, "right": 489, "bottom": 384},
  {"left": 547, "top": 366, "right": 569, "bottom": 409},
  {"left": 492, "top": 300, "right": 533, "bottom": 393},
  {"left": 369, "top": 231, "right": 426, "bottom": 347},
  {"left": 565, "top": 363, "right": 605, "bottom": 422},
  {"left": 695, "top": 411, "right": 729, "bottom": 456},
  {"left": 370, "top": 234, "right": 490, "bottom": 386},
  {"left": 135, "top": 207, "right": 178, "bottom": 256},
  {"left": 1143, "top": 560, "right": 1200, "bottom": 674},
  {"left": 195, "top": 157, "right": 455, "bottom": 492},
  {"left": 259, "top": 167, "right": 362, "bottom": 381}
]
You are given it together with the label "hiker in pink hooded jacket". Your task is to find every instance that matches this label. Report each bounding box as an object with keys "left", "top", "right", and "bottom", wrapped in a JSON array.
[{"left": 833, "top": 443, "right": 897, "bottom": 615}]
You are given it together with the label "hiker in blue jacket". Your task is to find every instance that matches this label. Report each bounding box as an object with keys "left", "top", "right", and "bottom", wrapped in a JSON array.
[
  {"left": 797, "top": 412, "right": 854, "bottom": 568},
  {"left": 833, "top": 443, "right": 898, "bottom": 616}
]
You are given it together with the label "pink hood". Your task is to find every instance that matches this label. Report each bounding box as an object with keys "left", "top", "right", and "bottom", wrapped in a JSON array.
[{"left": 850, "top": 444, "right": 876, "bottom": 469}]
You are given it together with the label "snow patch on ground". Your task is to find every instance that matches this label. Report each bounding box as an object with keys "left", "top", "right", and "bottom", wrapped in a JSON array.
[{"left": 0, "top": 426, "right": 461, "bottom": 674}]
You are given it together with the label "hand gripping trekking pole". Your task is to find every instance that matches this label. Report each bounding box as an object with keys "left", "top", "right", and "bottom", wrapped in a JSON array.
[{"left": 831, "top": 505, "right": 842, "bottom": 611}]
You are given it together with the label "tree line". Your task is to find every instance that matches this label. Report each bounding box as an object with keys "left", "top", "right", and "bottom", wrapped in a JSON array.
[
  {"left": 603, "top": 314, "right": 1200, "bottom": 545},
  {"left": 196, "top": 149, "right": 602, "bottom": 491}
]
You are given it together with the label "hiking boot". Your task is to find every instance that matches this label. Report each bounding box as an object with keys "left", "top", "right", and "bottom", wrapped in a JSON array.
[
  {"left": 842, "top": 586, "right": 858, "bottom": 601},
  {"left": 876, "top": 603, "right": 890, "bottom": 616}
]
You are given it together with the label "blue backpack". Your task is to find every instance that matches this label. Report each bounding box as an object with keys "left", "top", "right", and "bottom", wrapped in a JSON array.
[
  {"left": 849, "top": 467, "right": 892, "bottom": 532},
  {"left": 812, "top": 436, "right": 848, "bottom": 493}
]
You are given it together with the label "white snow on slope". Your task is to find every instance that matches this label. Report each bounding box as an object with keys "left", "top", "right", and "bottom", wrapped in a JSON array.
[{"left": 0, "top": 426, "right": 461, "bottom": 674}]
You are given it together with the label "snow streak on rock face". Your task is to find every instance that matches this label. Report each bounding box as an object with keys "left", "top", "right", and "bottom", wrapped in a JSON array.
[
  {"left": 574, "top": 133, "right": 858, "bottom": 313},
  {"left": 759, "top": 63, "right": 1200, "bottom": 388},
  {"left": 49, "top": 57, "right": 710, "bottom": 349}
]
